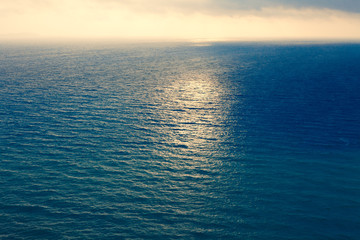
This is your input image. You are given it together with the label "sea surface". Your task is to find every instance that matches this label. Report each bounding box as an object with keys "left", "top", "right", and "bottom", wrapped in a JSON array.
[{"left": 0, "top": 41, "right": 359, "bottom": 239}]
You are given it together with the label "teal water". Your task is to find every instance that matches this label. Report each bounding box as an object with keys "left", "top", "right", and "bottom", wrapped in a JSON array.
[{"left": 0, "top": 42, "right": 359, "bottom": 239}]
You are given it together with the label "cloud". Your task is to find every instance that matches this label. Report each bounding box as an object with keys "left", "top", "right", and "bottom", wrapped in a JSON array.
[
  {"left": 210, "top": 0, "right": 360, "bottom": 13},
  {"left": 2, "top": 0, "right": 360, "bottom": 15}
]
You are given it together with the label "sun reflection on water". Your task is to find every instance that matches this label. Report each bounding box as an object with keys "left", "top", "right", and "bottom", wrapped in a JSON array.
[{"left": 150, "top": 66, "right": 235, "bottom": 165}]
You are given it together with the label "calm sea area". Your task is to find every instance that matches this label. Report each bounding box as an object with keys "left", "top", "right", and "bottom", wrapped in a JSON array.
[{"left": 0, "top": 41, "right": 359, "bottom": 239}]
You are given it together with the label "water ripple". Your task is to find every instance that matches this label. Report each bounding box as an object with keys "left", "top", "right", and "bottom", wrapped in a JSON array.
[{"left": 0, "top": 42, "right": 359, "bottom": 239}]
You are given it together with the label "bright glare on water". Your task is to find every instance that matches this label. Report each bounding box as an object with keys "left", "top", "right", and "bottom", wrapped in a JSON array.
[{"left": 0, "top": 42, "right": 360, "bottom": 239}]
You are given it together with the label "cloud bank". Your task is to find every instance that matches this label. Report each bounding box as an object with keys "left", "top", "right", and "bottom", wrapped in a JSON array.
[
  {"left": 1, "top": 0, "right": 360, "bottom": 40},
  {"left": 93, "top": 0, "right": 360, "bottom": 14}
]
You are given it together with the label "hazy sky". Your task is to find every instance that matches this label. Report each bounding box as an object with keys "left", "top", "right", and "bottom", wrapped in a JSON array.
[{"left": 1, "top": 0, "right": 360, "bottom": 40}]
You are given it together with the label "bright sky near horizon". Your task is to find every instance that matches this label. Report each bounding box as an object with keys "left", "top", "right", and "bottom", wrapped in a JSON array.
[{"left": 1, "top": 0, "right": 360, "bottom": 41}]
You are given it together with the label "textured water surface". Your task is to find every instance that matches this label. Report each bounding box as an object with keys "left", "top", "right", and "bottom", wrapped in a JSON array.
[{"left": 0, "top": 42, "right": 360, "bottom": 239}]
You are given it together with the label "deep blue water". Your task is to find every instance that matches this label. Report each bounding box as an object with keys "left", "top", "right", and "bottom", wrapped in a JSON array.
[{"left": 0, "top": 42, "right": 359, "bottom": 239}]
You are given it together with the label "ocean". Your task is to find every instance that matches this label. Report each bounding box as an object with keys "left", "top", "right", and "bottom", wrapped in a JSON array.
[{"left": 0, "top": 41, "right": 359, "bottom": 239}]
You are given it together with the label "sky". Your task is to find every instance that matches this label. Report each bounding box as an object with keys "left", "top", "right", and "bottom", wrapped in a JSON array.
[{"left": 1, "top": 0, "right": 360, "bottom": 41}]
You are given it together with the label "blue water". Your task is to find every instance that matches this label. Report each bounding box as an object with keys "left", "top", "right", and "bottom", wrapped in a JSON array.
[{"left": 0, "top": 42, "right": 359, "bottom": 239}]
